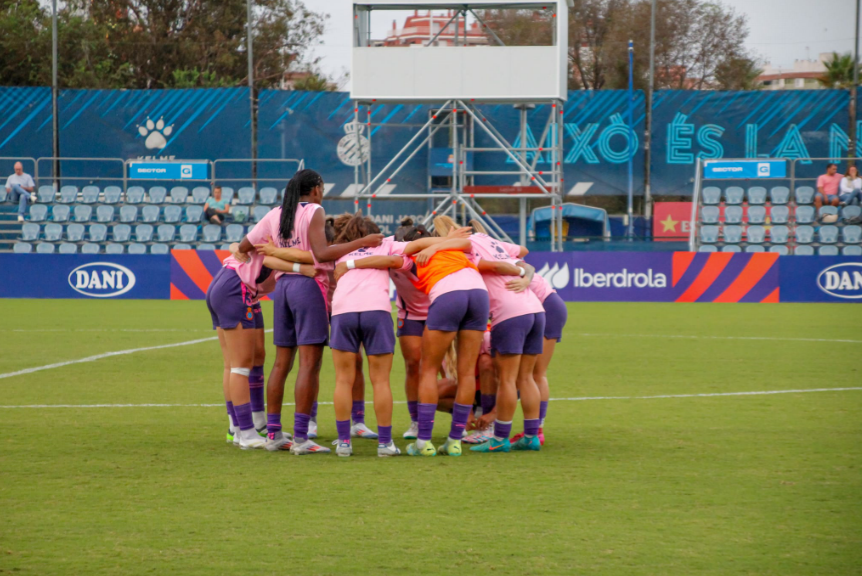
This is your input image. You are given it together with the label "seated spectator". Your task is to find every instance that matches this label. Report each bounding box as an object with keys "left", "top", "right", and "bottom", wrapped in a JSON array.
[
  {"left": 204, "top": 186, "right": 230, "bottom": 224},
  {"left": 815, "top": 163, "right": 842, "bottom": 209},
  {"left": 839, "top": 165, "right": 862, "bottom": 206},
  {"left": 5, "top": 162, "right": 35, "bottom": 222}
]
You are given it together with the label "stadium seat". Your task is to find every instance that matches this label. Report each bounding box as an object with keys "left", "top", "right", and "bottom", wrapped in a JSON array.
[
  {"left": 89, "top": 223, "right": 107, "bottom": 242},
  {"left": 770, "top": 186, "right": 790, "bottom": 204},
  {"left": 842, "top": 225, "right": 862, "bottom": 243},
  {"left": 723, "top": 225, "right": 743, "bottom": 244},
  {"left": 843, "top": 245, "right": 862, "bottom": 256},
  {"left": 818, "top": 206, "right": 839, "bottom": 221},
  {"left": 231, "top": 206, "right": 249, "bottom": 223},
  {"left": 73, "top": 205, "right": 92, "bottom": 223},
  {"left": 135, "top": 224, "right": 154, "bottom": 243},
  {"left": 179, "top": 224, "right": 198, "bottom": 243},
  {"left": 721, "top": 245, "right": 741, "bottom": 253},
  {"left": 745, "top": 245, "right": 764, "bottom": 253},
  {"left": 37, "top": 186, "right": 55, "bottom": 203},
  {"left": 191, "top": 187, "right": 210, "bottom": 204},
  {"left": 105, "top": 243, "right": 124, "bottom": 254},
  {"left": 0, "top": 188, "right": 5, "bottom": 202},
  {"left": 81, "top": 243, "right": 100, "bottom": 254},
  {"left": 218, "top": 243, "right": 231, "bottom": 251},
  {"left": 237, "top": 187, "right": 256, "bottom": 205},
  {"left": 120, "top": 205, "right": 138, "bottom": 223},
  {"left": 128, "top": 243, "right": 147, "bottom": 255},
  {"left": 141, "top": 205, "right": 160, "bottom": 223},
  {"left": 746, "top": 225, "right": 765, "bottom": 243},
  {"left": 769, "top": 245, "right": 789, "bottom": 255},
  {"left": 747, "top": 187, "right": 767, "bottom": 205},
  {"left": 700, "top": 225, "right": 719, "bottom": 244},
  {"left": 259, "top": 187, "right": 278, "bottom": 205},
  {"left": 795, "top": 186, "right": 815, "bottom": 204},
  {"left": 770, "top": 205, "right": 789, "bottom": 224},
  {"left": 202, "top": 224, "right": 221, "bottom": 243},
  {"left": 198, "top": 243, "right": 217, "bottom": 251},
  {"left": 225, "top": 224, "right": 244, "bottom": 242},
  {"left": 220, "top": 187, "right": 235, "bottom": 203},
  {"left": 170, "top": 186, "right": 189, "bottom": 204},
  {"left": 700, "top": 206, "right": 719, "bottom": 224},
  {"left": 59, "top": 186, "right": 78, "bottom": 203},
  {"left": 157, "top": 224, "right": 176, "bottom": 243},
  {"left": 253, "top": 205, "right": 270, "bottom": 223},
  {"left": 103, "top": 186, "right": 122, "bottom": 204},
  {"left": 724, "top": 206, "right": 743, "bottom": 224},
  {"left": 95, "top": 205, "right": 115, "bottom": 223},
  {"left": 163, "top": 205, "right": 182, "bottom": 224},
  {"left": 173, "top": 243, "right": 193, "bottom": 250},
  {"left": 819, "top": 225, "right": 838, "bottom": 243},
  {"left": 126, "top": 187, "right": 145, "bottom": 204},
  {"left": 112, "top": 224, "right": 132, "bottom": 243},
  {"left": 842, "top": 205, "right": 862, "bottom": 222},
  {"left": 13, "top": 242, "right": 32, "bottom": 254},
  {"left": 21, "top": 223, "right": 39, "bottom": 242},
  {"left": 747, "top": 206, "right": 766, "bottom": 224},
  {"left": 725, "top": 187, "right": 744, "bottom": 205},
  {"left": 66, "top": 223, "right": 84, "bottom": 242},
  {"left": 81, "top": 186, "right": 100, "bottom": 204},
  {"left": 770, "top": 225, "right": 789, "bottom": 244},
  {"left": 795, "top": 206, "right": 815, "bottom": 224},
  {"left": 36, "top": 242, "right": 55, "bottom": 254},
  {"left": 29, "top": 204, "right": 48, "bottom": 222},
  {"left": 44, "top": 223, "right": 62, "bottom": 241},
  {"left": 701, "top": 187, "right": 721, "bottom": 205},
  {"left": 58, "top": 242, "right": 77, "bottom": 254},
  {"left": 185, "top": 205, "right": 203, "bottom": 223},
  {"left": 795, "top": 225, "right": 814, "bottom": 244},
  {"left": 698, "top": 245, "right": 717, "bottom": 252},
  {"left": 818, "top": 245, "right": 839, "bottom": 256},
  {"left": 51, "top": 205, "right": 70, "bottom": 222},
  {"left": 148, "top": 186, "right": 167, "bottom": 204},
  {"left": 150, "top": 244, "right": 169, "bottom": 255}
]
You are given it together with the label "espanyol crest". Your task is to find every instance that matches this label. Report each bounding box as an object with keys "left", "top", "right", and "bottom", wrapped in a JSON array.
[{"left": 337, "top": 122, "right": 370, "bottom": 167}]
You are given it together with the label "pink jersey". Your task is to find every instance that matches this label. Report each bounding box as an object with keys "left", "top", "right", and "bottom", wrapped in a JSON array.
[
  {"left": 529, "top": 273, "right": 555, "bottom": 303},
  {"left": 390, "top": 262, "right": 430, "bottom": 321},
  {"left": 470, "top": 233, "right": 543, "bottom": 327},
  {"left": 222, "top": 251, "right": 275, "bottom": 301},
  {"left": 331, "top": 237, "right": 412, "bottom": 316},
  {"left": 428, "top": 266, "right": 487, "bottom": 304}
]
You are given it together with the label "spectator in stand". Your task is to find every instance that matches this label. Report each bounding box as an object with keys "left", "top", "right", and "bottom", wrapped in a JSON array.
[
  {"left": 815, "top": 163, "right": 842, "bottom": 209},
  {"left": 204, "top": 185, "right": 231, "bottom": 224},
  {"left": 839, "top": 165, "right": 862, "bottom": 206},
  {"left": 5, "top": 162, "right": 35, "bottom": 222}
]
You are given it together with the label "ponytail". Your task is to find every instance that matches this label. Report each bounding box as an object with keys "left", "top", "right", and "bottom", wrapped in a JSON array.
[{"left": 278, "top": 169, "right": 324, "bottom": 243}]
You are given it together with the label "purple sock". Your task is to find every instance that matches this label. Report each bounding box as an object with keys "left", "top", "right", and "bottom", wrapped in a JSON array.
[
  {"left": 494, "top": 420, "right": 512, "bottom": 441},
  {"left": 449, "top": 402, "right": 472, "bottom": 440},
  {"left": 351, "top": 401, "right": 365, "bottom": 424},
  {"left": 226, "top": 401, "right": 238, "bottom": 428},
  {"left": 480, "top": 394, "right": 496, "bottom": 415},
  {"left": 294, "top": 412, "right": 311, "bottom": 442},
  {"left": 378, "top": 425, "right": 392, "bottom": 445},
  {"left": 524, "top": 418, "right": 541, "bottom": 437},
  {"left": 310, "top": 401, "right": 318, "bottom": 420},
  {"left": 234, "top": 402, "right": 254, "bottom": 431},
  {"left": 267, "top": 413, "right": 281, "bottom": 435},
  {"left": 336, "top": 419, "right": 351, "bottom": 443},
  {"left": 539, "top": 400, "right": 548, "bottom": 423},
  {"left": 248, "top": 365, "right": 265, "bottom": 413},
  {"left": 417, "top": 403, "right": 436, "bottom": 441},
  {"left": 407, "top": 400, "right": 419, "bottom": 423}
]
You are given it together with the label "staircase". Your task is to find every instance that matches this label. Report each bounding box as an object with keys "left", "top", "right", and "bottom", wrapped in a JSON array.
[{"left": 0, "top": 203, "right": 22, "bottom": 252}]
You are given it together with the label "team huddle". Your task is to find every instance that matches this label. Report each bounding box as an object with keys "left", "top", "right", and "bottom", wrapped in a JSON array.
[{"left": 205, "top": 169, "right": 568, "bottom": 457}]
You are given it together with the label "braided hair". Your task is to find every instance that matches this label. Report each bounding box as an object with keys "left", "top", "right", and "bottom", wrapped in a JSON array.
[
  {"left": 394, "top": 217, "right": 430, "bottom": 242},
  {"left": 278, "top": 169, "right": 324, "bottom": 243}
]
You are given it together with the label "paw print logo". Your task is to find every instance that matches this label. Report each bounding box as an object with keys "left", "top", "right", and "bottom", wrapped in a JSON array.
[{"left": 137, "top": 117, "right": 173, "bottom": 150}]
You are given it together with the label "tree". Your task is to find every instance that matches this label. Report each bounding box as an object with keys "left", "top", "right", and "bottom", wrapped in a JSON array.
[
  {"left": 818, "top": 52, "right": 859, "bottom": 89},
  {"left": 291, "top": 71, "right": 334, "bottom": 91},
  {"left": 714, "top": 57, "right": 762, "bottom": 91}
]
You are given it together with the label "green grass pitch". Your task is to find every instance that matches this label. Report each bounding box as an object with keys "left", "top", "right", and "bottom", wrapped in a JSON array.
[{"left": 0, "top": 299, "right": 860, "bottom": 575}]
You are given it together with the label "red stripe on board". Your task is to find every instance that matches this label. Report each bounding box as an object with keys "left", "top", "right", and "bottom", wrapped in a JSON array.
[
  {"left": 172, "top": 250, "right": 214, "bottom": 295},
  {"left": 672, "top": 252, "right": 696, "bottom": 287},
  {"left": 170, "top": 283, "right": 189, "bottom": 300},
  {"left": 675, "top": 252, "right": 734, "bottom": 303},
  {"left": 713, "top": 253, "right": 779, "bottom": 303},
  {"left": 760, "top": 287, "right": 780, "bottom": 303}
]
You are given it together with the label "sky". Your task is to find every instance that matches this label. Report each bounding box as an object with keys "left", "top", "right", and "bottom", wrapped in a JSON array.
[{"left": 303, "top": 0, "right": 860, "bottom": 87}]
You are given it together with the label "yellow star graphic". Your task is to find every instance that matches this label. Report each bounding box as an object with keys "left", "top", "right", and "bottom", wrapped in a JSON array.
[{"left": 660, "top": 214, "right": 678, "bottom": 233}]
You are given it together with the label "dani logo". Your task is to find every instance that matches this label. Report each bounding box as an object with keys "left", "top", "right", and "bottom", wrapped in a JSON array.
[
  {"left": 68, "top": 263, "right": 137, "bottom": 298},
  {"left": 816, "top": 263, "right": 862, "bottom": 299},
  {"left": 757, "top": 163, "right": 770, "bottom": 177},
  {"left": 536, "top": 262, "right": 570, "bottom": 290}
]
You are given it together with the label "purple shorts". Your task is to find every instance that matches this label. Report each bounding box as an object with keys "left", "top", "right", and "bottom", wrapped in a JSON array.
[
  {"left": 206, "top": 267, "right": 256, "bottom": 330},
  {"left": 396, "top": 318, "right": 426, "bottom": 338},
  {"left": 272, "top": 274, "right": 329, "bottom": 348},
  {"left": 491, "top": 312, "right": 546, "bottom": 356},
  {"left": 330, "top": 311, "right": 395, "bottom": 355},
  {"left": 541, "top": 293, "right": 567, "bottom": 342},
  {"left": 426, "top": 289, "right": 490, "bottom": 332}
]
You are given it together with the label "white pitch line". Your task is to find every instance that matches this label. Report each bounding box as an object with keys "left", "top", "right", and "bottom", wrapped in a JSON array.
[
  {"left": 576, "top": 333, "right": 862, "bottom": 345},
  {"left": 1, "top": 387, "right": 860, "bottom": 409}
]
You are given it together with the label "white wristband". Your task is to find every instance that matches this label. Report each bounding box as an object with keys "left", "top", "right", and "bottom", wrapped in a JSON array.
[
  {"left": 346, "top": 260, "right": 356, "bottom": 270},
  {"left": 292, "top": 263, "right": 301, "bottom": 273},
  {"left": 519, "top": 267, "right": 526, "bottom": 277}
]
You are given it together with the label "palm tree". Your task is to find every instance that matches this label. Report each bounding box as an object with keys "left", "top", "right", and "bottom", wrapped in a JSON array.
[
  {"left": 818, "top": 52, "right": 859, "bottom": 89},
  {"left": 715, "top": 57, "right": 764, "bottom": 90}
]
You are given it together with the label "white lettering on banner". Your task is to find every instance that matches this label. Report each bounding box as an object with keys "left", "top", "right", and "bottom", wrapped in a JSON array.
[
  {"left": 817, "top": 263, "right": 862, "bottom": 300},
  {"left": 68, "top": 263, "right": 137, "bottom": 298},
  {"left": 574, "top": 268, "right": 667, "bottom": 289}
]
